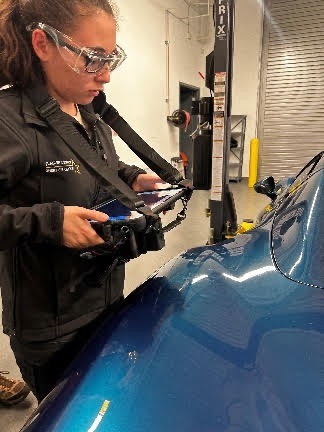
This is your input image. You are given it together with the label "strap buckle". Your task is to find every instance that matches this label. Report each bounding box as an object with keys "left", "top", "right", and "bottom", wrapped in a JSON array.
[{"left": 37, "top": 97, "right": 59, "bottom": 119}]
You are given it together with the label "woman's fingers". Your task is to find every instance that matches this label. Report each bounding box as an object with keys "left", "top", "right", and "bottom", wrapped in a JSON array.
[{"left": 62, "top": 206, "right": 109, "bottom": 248}]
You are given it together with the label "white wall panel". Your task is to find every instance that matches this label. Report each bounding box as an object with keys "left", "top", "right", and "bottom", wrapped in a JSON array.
[
  {"left": 106, "top": 0, "right": 212, "bottom": 168},
  {"left": 107, "top": 1, "right": 263, "bottom": 178}
]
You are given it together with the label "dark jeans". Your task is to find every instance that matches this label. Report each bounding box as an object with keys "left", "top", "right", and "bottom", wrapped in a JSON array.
[{"left": 10, "top": 300, "right": 123, "bottom": 403}]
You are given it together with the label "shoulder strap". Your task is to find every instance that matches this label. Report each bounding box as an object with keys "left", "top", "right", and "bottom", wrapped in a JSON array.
[
  {"left": 26, "top": 86, "right": 152, "bottom": 214},
  {"left": 92, "top": 92, "right": 184, "bottom": 185}
]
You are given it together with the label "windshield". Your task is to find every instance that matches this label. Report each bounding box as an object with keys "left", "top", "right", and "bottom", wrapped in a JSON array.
[
  {"left": 289, "top": 151, "right": 324, "bottom": 191},
  {"left": 272, "top": 166, "right": 324, "bottom": 288}
]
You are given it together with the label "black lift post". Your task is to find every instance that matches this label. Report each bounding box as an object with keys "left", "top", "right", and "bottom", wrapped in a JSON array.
[{"left": 209, "top": 0, "right": 236, "bottom": 244}]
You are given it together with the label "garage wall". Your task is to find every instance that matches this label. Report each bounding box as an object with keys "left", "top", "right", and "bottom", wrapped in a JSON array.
[
  {"left": 107, "top": 0, "right": 263, "bottom": 177},
  {"left": 107, "top": 0, "right": 212, "bottom": 169},
  {"left": 231, "top": 0, "right": 264, "bottom": 177}
]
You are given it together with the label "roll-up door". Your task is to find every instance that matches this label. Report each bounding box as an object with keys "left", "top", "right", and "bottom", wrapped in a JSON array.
[{"left": 258, "top": 0, "right": 324, "bottom": 180}]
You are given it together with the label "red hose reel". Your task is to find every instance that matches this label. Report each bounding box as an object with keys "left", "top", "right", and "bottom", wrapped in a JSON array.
[{"left": 167, "top": 109, "right": 191, "bottom": 131}]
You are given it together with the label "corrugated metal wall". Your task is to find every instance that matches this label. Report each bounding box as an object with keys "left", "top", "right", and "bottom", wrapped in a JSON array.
[{"left": 258, "top": 0, "right": 324, "bottom": 180}]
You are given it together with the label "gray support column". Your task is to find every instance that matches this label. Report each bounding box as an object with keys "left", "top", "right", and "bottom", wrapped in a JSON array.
[{"left": 209, "top": 0, "right": 235, "bottom": 243}]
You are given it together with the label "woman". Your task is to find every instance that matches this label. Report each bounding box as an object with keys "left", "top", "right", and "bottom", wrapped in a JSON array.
[{"left": 0, "top": 0, "right": 162, "bottom": 402}]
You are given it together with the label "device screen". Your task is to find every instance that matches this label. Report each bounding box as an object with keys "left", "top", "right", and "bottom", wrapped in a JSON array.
[{"left": 94, "top": 189, "right": 182, "bottom": 221}]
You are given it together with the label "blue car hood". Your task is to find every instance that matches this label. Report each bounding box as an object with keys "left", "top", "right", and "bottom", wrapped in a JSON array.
[{"left": 22, "top": 226, "right": 324, "bottom": 432}]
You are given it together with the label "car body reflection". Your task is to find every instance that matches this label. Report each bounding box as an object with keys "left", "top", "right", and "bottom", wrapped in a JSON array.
[{"left": 22, "top": 153, "right": 324, "bottom": 432}]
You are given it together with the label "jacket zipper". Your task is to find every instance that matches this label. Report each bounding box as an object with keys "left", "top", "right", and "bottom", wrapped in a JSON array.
[
  {"left": 11, "top": 248, "right": 18, "bottom": 336},
  {"left": 91, "top": 122, "right": 107, "bottom": 206},
  {"left": 91, "top": 180, "right": 100, "bottom": 207},
  {"left": 76, "top": 121, "right": 100, "bottom": 206},
  {"left": 106, "top": 271, "right": 112, "bottom": 306}
]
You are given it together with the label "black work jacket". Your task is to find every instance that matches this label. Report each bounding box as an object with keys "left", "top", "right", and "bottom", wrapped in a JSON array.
[{"left": 0, "top": 85, "right": 145, "bottom": 342}]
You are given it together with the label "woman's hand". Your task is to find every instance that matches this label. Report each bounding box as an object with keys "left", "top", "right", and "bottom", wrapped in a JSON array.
[
  {"left": 62, "top": 206, "right": 109, "bottom": 249},
  {"left": 131, "top": 174, "right": 166, "bottom": 192}
]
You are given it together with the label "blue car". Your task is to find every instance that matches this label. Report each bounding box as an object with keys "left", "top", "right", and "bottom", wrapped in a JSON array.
[{"left": 21, "top": 152, "right": 324, "bottom": 432}]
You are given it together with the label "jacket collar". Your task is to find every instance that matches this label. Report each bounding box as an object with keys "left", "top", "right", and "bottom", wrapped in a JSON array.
[
  {"left": 22, "top": 87, "right": 48, "bottom": 127},
  {"left": 79, "top": 103, "right": 99, "bottom": 126},
  {"left": 22, "top": 82, "right": 98, "bottom": 127}
]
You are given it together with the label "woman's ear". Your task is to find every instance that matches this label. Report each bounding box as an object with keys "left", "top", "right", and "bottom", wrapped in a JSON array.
[{"left": 31, "top": 29, "right": 52, "bottom": 62}]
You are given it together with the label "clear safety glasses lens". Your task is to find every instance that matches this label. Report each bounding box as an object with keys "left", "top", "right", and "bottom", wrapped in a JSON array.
[
  {"left": 85, "top": 45, "right": 127, "bottom": 73},
  {"left": 27, "top": 23, "right": 127, "bottom": 74}
]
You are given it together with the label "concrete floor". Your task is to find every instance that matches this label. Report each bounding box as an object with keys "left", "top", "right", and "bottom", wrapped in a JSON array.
[{"left": 0, "top": 180, "right": 269, "bottom": 431}]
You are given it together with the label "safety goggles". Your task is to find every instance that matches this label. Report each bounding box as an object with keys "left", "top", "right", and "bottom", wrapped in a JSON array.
[{"left": 27, "top": 22, "right": 126, "bottom": 74}]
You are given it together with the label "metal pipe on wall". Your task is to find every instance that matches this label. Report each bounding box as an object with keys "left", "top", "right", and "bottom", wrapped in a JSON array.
[
  {"left": 164, "top": 0, "right": 213, "bottom": 114},
  {"left": 165, "top": 10, "right": 171, "bottom": 115},
  {"left": 165, "top": 7, "right": 190, "bottom": 114}
]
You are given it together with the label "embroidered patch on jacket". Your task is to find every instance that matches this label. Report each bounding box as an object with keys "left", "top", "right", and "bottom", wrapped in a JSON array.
[{"left": 45, "top": 160, "right": 81, "bottom": 174}]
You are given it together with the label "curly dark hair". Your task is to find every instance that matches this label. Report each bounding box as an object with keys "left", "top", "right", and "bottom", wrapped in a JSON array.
[{"left": 0, "top": 0, "right": 118, "bottom": 88}]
